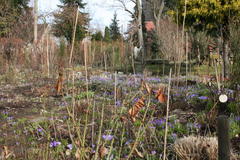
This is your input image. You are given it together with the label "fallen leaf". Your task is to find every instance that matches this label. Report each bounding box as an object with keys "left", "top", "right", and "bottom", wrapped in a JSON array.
[
  {"left": 98, "top": 145, "right": 108, "bottom": 158},
  {"left": 156, "top": 88, "right": 167, "bottom": 103}
]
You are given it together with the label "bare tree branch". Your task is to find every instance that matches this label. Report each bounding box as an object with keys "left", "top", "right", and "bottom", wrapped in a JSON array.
[
  {"left": 116, "top": 0, "right": 137, "bottom": 20},
  {"left": 129, "top": 0, "right": 136, "bottom": 4},
  {"left": 151, "top": 0, "right": 164, "bottom": 21},
  {"left": 157, "top": 0, "right": 164, "bottom": 20}
]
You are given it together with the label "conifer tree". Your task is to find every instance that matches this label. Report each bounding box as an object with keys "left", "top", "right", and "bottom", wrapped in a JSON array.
[
  {"left": 0, "top": 0, "right": 30, "bottom": 37},
  {"left": 109, "top": 12, "right": 121, "bottom": 41},
  {"left": 92, "top": 31, "right": 103, "bottom": 41},
  {"left": 103, "top": 26, "right": 111, "bottom": 42},
  {"left": 53, "top": 0, "right": 89, "bottom": 43}
]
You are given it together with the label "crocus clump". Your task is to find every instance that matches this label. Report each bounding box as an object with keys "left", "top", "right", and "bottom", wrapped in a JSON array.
[
  {"left": 50, "top": 141, "right": 61, "bottom": 148},
  {"left": 102, "top": 134, "right": 114, "bottom": 141}
]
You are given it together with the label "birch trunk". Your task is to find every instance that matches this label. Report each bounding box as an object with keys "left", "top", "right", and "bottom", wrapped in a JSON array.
[
  {"left": 46, "top": 33, "right": 49, "bottom": 77},
  {"left": 137, "top": 0, "right": 145, "bottom": 69},
  {"left": 34, "top": 0, "right": 38, "bottom": 44},
  {"left": 222, "top": 38, "right": 230, "bottom": 78}
]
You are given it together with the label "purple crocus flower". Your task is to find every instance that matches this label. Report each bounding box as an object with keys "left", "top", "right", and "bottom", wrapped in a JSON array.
[
  {"left": 125, "top": 139, "right": 132, "bottom": 145},
  {"left": 148, "top": 126, "right": 156, "bottom": 129},
  {"left": 194, "top": 123, "right": 201, "bottom": 129},
  {"left": 133, "top": 97, "right": 140, "bottom": 103},
  {"left": 2, "top": 111, "right": 8, "bottom": 115},
  {"left": 146, "top": 77, "right": 161, "bottom": 83},
  {"left": 235, "top": 116, "right": 240, "bottom": 121},
  {"left": 188, "top": 93, "right": 197, "bottom": 98},
  {"left": 151, "top": 150, "right": 157, "bottom": 155},
  {"left": 102, "top": 135, "right": 114, "bottom": 141},
  {"left": 172, "top": 133, "right": 177, "bottom": 139},
  {"left": 67, "top": 144, "right": 73, "bottom": 150},
  {"left": 152, "top": 119, "right": 165, "bottom": 126},
  {"left": 115, "top": 101, "right": 121, "bottom": 107},
  {"left": 168, "top": 122, "right": 174, "bottom": 128},
  {"left": 37, "top": 128, "right": 43, "bottom": 134},
  {"left": 198, "top": 96, "right": 208, "bottom": 100},
  {"left": 91, "top": 144, "right": 96, "bottom": 153},
  {"left": 50, "top": 141, "right": 61, "bottom": 147},
  {"left": 59, "top": 101, "right": 68, "bottom": 107},
  {"left": 174, "top": 93, "right": 181, "bottom": 97},
  {"left": 226, "top": 89, "right": 234, "bottom": 94},
  {"left": 6, "top": 116, "right": 13, "bottom": 121},
  {"left": 63, "top": 116, "right": 68, "bottom": 119}
]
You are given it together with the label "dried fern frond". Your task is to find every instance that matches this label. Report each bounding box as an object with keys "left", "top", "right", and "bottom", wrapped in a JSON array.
[
  {"left": 128, "top": 97, "right": 145, "bottom": 122},
  {"left": 141, "top": 80, "right": 152, "bottom": 94}
]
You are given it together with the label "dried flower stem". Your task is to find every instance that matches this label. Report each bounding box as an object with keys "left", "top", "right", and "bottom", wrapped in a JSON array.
[
  {"left": 214, "top": 59, "right": 221, "bottom": 91},
  {"left": 163, "top": 68, "right": 172, "bottom": 160},
  {"left": 69, "top": 6, "right": 79, "bottom": 66},
  {"left": 94, "top": 104, "right": 105, "bottom": 160}
]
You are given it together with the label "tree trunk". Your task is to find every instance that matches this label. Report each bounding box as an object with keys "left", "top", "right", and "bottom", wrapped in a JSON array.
[
  {"left": 154, "top": 0, "right": 164, "bottom": 35},
  {"left": 92, "top": 40, "right": 96, "bottom": 67},
  {"left": 197, "top": 46, "right": 201, "bottom": 66},
  {"left": 34, "top": 0, "right": 38, "bottom": 44},
  {"left": 137, "top": 0, "right": 145, "bottom": 70},
  {"left": 46, "top": 32, "right": 49, "bottom": 77},
  {"left": 222, "top": 37, "right": 230, "bottom": 78}
]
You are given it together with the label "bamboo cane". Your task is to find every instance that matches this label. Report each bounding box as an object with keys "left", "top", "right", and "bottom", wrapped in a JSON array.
[
  {"left": 163, "top": 68, "right": 172, "bottom": 160},
  {"left": 69, "top": 6, "right": 79, "bottom": 66}
]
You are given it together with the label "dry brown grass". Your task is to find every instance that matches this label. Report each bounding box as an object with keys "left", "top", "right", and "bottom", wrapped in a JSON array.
[{"left": 173, "top": 136, "right": 238, "bottom": 160}]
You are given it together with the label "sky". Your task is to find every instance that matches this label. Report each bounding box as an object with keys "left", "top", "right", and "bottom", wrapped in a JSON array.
[{"left": 29, "top": 0, "right": 134, "bottom": 32}]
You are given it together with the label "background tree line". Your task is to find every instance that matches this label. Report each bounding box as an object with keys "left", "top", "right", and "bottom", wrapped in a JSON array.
[{"left": 0, "top": 0, "right": 240, "bottom": 87}]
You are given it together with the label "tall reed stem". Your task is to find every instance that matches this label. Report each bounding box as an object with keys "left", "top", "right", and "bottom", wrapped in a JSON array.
[
  {"left": 163, "top": 68, "right": 172, "bottom": 160},
  {"left": 69, "top": 6, "right": 79, "bottom": 66}
]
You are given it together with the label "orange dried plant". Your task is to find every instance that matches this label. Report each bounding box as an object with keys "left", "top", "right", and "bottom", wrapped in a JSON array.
[
  {"left": 128, "top": 97, "right": 145, "bottom": 122},
  {"left": 55, "top": 71, "right": 64, "bottom": 95},
  {"left": 156, "top": 87, "right": 167, "bottom": 103},
  {"left": 141, "top": 80, "right": 152, "bottom": 94}
]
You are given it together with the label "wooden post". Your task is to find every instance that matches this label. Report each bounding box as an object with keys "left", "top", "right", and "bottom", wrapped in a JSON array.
[
  {"left": 218, "top": 94, "right": 230, "bottom": 160},
  {"left": 218, "top": 115, "right": 230, "bottom": 160}
]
